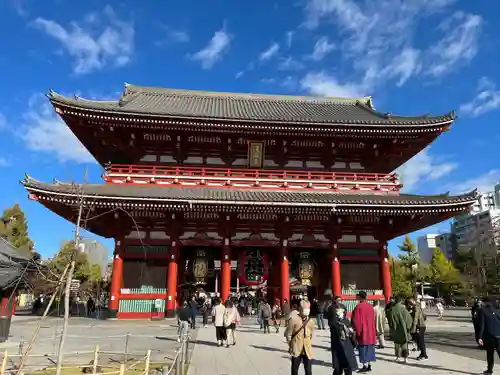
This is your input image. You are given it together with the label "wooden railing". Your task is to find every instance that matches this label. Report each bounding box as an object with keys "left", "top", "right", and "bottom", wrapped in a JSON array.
[{"left": 103, "top": 164, "right": 401, "bottom": 193}]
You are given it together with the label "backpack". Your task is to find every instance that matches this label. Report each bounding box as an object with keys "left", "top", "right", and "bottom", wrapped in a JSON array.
[{"left": 262, "top": 304, "right": 272, "bottom": 319}]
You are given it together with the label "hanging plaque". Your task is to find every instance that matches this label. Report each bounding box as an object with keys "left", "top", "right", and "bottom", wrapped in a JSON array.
[
  {"left": 297, "top": 252, "right": 314, "bottom": 286},
  {"left": 248, "top": 141, "right": 265, "bottom": 168},
  {"left": 192, "top": 249, "right": 209, "bottom": 285}
]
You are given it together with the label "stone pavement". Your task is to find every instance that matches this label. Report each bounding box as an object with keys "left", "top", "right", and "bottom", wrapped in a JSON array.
[{"left": 187, "top": 321, "right": 488, "bottom": 375}]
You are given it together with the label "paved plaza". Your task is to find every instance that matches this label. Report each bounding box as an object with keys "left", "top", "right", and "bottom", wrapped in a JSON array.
[{"left": 188, "top": 311, "right": 489, "bottom": 375}]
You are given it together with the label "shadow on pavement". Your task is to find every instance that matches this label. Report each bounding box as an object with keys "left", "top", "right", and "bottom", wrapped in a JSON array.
[{"left": 375, "top": 352, "right": 478, "bottom": 375}]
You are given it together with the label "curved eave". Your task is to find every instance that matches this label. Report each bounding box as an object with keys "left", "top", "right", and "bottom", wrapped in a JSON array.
[
  {"left": 21, "top": 177, "right": 477, "bottom": 212},
  {"left": 48, "top": 92, "right": 455, "bottom": 130}
]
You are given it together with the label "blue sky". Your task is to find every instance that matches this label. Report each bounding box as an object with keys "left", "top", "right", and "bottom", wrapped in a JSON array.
[{"left": 0, "top": 0, "right": 499, "bottom": 259}]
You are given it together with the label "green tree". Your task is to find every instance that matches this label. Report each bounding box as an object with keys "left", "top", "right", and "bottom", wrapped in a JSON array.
[
  {"left": 390, "top": 256, "right": 413, "bottom": 298},
  {"left": 397, "top": 235, "right": 420, "bottom": 268},
  {"left": 0, "top": 204, "right": 36, "bottom": 258},
  {"left": 430, "top": 248, "right": 463, "bottom": 296},
  {"left": 48, "top": 242, "right": 101, "bottom": 284}
]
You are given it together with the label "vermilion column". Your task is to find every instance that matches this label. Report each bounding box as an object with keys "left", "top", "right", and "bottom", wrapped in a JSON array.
[
  {"left": 331, "top": 244, "right": 342, "bottom": 297},
  {"left": 221, "top": 243, "right": 231, "bottom": 303},
  {"left": 281, "top": 241, "right": 290, "bottom": 304},
  {"left": 380, "top": 244, "right": 392, "bottom": 301},
  {"left": 109, "top": 252, "right": 123, "bottom": 318},
  {"left": 166, "top": 242, "right": 179, "bottom": 317}
]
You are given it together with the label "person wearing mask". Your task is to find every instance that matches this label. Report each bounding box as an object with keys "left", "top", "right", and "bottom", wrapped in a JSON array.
[
  {"left": 387, "top": 296, "right": 412, "bottom": 363},
  {"left": 177, "top": 301, "right": 191, "bottom": 343},
  {"left": 477, "top": 297, "right": 500, "bottom": 375},
  {"left": 351, "top": 291, "right": 376, "bottom": 373},
  {"left": 409, "top": 297, "right": 428, "bottom": 360},
  {"left": 212, "top": 298, "right": 227, "bottom": 347},
  {"left": 285, "top": 304, "right": 315, "bottom": 375},
  {"left": 373, "top": 300, "right": 386, "bottom": 349},
  {"left": 329, "top": 305, "right": 358, "bottom": 375}
]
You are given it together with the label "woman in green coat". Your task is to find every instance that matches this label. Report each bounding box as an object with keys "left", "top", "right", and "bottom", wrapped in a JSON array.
[{"left": 387, "top": 296, "right": 413, "bottom": 362}]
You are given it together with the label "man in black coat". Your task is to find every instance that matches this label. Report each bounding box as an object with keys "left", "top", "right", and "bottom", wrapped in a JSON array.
[{"left": 477, "top": 297, "right": 500, "bottom": 374}]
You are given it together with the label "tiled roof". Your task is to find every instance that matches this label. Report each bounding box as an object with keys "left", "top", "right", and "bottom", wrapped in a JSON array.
[
  {"left": 21, "top": 176, "right": 477, "bottom": 208},
  {"left": 47, "top": 84, "right": 455, "bottom": 126}
]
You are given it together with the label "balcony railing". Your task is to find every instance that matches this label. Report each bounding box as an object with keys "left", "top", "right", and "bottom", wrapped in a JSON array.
[{"left": 103, "top": 164, "right": 401, "bottom": 193}]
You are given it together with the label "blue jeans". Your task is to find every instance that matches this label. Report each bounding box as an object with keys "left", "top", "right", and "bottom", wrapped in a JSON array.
[{"left": 316, "top": 313, "right": 325, "bottom": 329}]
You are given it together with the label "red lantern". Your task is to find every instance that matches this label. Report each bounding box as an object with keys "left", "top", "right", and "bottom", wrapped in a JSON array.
[{"left": 238, "top": 249, "right": 268, "bottom": 285}]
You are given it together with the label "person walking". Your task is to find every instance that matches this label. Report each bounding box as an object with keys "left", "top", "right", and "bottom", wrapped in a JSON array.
[
  {"left": 477, "top": 297, "right": 500, "bottom": 375},
  {"left": 261, "top": 300, "right": 272, "bottom": 334},
  {"left": 224, "top": 300, "right": 239, "bottom": 347},
  {"left": 282, "top": 299, "right": 290, "bottom": 327},
  {"left": 176, "top": 301, "right": 191, "bottom": 343},
  {"left": 373, "top": 300, "right": 386, "bottom": 349},
  {"left": 285, "top": 304, "right": 315, "bottom": 375},
  {"left": 409, "top": 297, "right": 428, "bottom": 360},
  {"left": 202, "top": 299, "right": 210, "bottom": 328},
  {"left": 329, "top": 306, "right": 358, "bottom": 375},
  {"left": 315, "top": 299, "right": 326, "bottom": 330},
  {"left": 387, "top": 296, "right": 412, "bottom": 363},
  {"left": 351, "top": 291, "right": 376, "bottom": 373},
  {"left": 272, "top": 299, "right": 282, "bottom": 333},
  {"left": 212, "top": 298, "right": 227, "bottom": 347},
  {"left": 385, "top": 296, "right": 396, "bottom": 340},
  {"left": 473, "top": 300, "right": 483, "bottom": 346},
  {"left": 189, "top": 296, "right": 198, "bottom": 329},
  {"left": 257, "top": 299, "right": 265, "bottom": 329}
]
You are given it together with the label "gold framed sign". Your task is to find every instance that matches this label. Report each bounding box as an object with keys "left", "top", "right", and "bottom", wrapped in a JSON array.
[{"left": 248, "top": 141, "right": 265, "bottom": 168}]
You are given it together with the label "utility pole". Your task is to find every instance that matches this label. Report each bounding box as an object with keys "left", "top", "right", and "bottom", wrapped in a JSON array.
[{"left": 55, "top": 170, "right": 86, "bottom": 375}]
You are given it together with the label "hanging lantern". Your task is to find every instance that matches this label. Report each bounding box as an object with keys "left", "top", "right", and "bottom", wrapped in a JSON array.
[
  {"left": 238, "top": 249, "right": 268, "bottom": 286},
  {"left": 191, "top": 249, "right": 209, "bottom": 285},
  {"left": 297, "top": 252, "right": 314, "bottom": 286}
]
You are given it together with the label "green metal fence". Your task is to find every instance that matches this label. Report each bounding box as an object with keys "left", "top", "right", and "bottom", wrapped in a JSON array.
[{"left": 118, "top": 299, "right": 166, "bottom": 313}]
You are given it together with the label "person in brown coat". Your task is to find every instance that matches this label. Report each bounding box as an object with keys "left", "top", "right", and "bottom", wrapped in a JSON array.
[{"left": 285, "top": 304, "right": 315, "bottom": 375}]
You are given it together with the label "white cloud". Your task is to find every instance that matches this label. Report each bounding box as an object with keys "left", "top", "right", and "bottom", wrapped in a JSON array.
[
  {"left": 300, "top": 71, "right": 364, "bottom": 97},
  {"left": 20, "top": 94, "right": 94, "bottom": 163},
  {"left": 460, "top": 77, "right": 500, "bottom": 117},
  {"left": 302, "top": 0, "right": 481, "bottom": 88},
  {"left": 32, "top": 6, "right": 134, "bottom": 75},
  {"left": 235, "top": 71, "right": 244, "bottom": 79},
  {"left": 397, "top": 149, "right": 458, "bottom": 192},
  {"left": 0, "top": 158, "right": 9, "bottom": 167},
  {"left": 309, "top": 36, "right": 335, "bottom": 61},
  {"left": 278, "top": 56, "right": 305, "bottom": 71},
  {"left": 426, "top": 12, "right": 482, "bottom": 76},
  {"left": 191, "top": 28, "right": 231, "bottom": 70},
  {"left": 450, "top": 170, "right": 500, "bottom": 194},
  {"left": 161, "top": 27, "right": 189, "bottom": 44},
  {"left": 259, "top": 42, "right": 280, "bottom": 62}
]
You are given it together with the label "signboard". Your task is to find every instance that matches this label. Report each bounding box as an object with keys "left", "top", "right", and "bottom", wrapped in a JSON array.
[
  {"left": 248, "top": 141, "right": 265, "bottom": 168},
  {"left": 155, "top": 299, "right": 162, "bottom": 309}
]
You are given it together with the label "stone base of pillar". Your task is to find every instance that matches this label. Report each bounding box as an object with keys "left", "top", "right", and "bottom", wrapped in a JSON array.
[
  {"left": 108, "top": 309, "right": 118, "bottom": 319},
  {"left": 166, "top": 309, "right": 177, "bottom": 318}
]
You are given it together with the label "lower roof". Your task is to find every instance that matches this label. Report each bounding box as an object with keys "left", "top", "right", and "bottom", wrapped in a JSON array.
[{"left": 21, "top": 175, "right": 477, "bottom": 210}]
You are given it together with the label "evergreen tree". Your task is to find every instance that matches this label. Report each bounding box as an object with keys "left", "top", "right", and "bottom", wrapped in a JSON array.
[
  {"left": 0, "top": 204, "right": 35, "bottom": 257},
  {"left": 390, "top": 256, "right": 413, "bottom": 298},
  {"left": 429, "top": 248, "right": 463, "bottom": 296},
  {"left": 397, "top": 235, "right": 420, "bottom": 268}
]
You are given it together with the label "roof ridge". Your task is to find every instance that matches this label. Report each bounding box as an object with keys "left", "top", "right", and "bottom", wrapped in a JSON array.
[{"left": 123, "top": 83, "right": 372, "bottom": 106}]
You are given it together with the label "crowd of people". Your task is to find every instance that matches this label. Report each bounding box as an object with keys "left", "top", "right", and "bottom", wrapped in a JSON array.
[{"left": 176, "top": 292, "right": 500, "bottom": 375}]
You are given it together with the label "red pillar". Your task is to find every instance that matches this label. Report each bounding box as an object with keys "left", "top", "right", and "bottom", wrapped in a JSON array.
[
  {"left": 280, "top": 243, "right": 290, "bottom": 304},
  {"left": 380, "top": 244, "right": 392, "bottom": 301},
  {"left": 221, "top": 243, "right": 231, "bottom": 303},
  {"left": 109, "top": 252, "right": 123, "bottom": 318},
  {"left": 166, "top": 242, "right": 179, "bottom": 317},
  {"left": 331, "top": 244, "right": 342, "bottom": 297}
]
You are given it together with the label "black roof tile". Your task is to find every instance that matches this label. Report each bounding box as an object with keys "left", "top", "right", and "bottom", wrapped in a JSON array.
[{"left": 47, "top": 84, "right": 455, "bottom": 127}]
